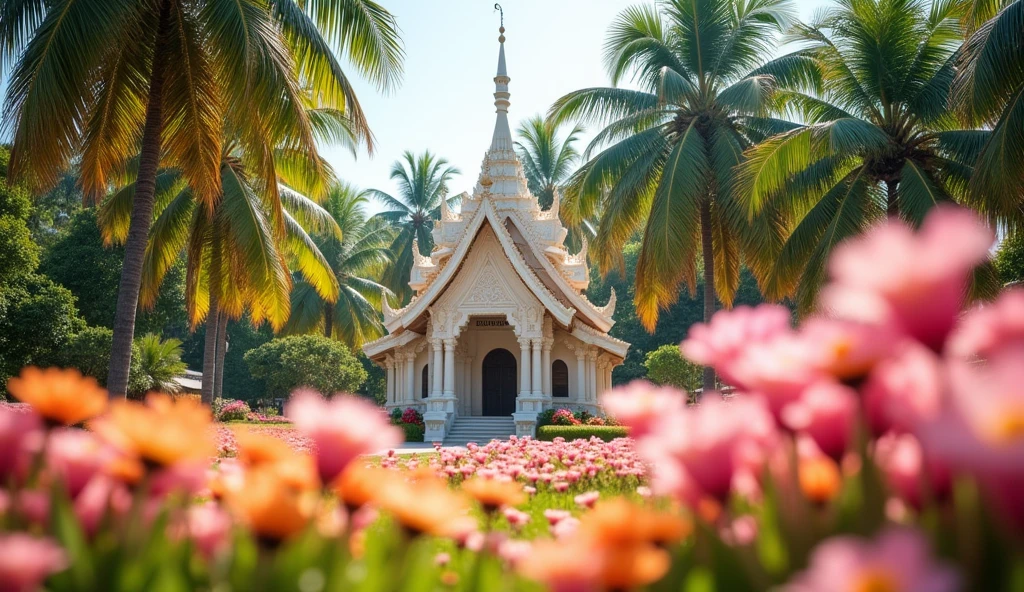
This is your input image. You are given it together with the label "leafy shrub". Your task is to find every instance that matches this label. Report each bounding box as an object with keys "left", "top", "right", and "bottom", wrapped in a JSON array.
[
  {"left": 389, "top": 407, "right": 403, "bottom": 422},
  {"left": 536, "top": 425, "right": 629, "bottom": 442},
  {"left": 586, "top": 416, "right": 606, "bottom": 426},
  {"left": 218, "top": 400, "right": 251, "bottom": 422},
  {"left": 49, "top": 326, "right": 148, "bottom": 397},
  {"left": 134, "top": 334, "right": 187, "bottom": 394},
  {"left": 551, "top": 408, "right": 579, "bottom": 426},
  {"left": 536, "top": 408, "right": 556, "bottom": 427},
  {"left": 255, "top": 406, "right": 279, "bottom": 417},
  {"left": 244, "top": 335, "right": 367, "bottom": 399},
  {"left": 644, "top": 344, "right": 702, "bottom": 392},
  {"left": 398, "top": 421, "right": 424, "bottom": 442}
]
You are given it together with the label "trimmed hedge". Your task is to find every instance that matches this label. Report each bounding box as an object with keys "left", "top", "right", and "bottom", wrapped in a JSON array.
[
  {"left": 536, "top": 425, "right": 629, "bottom": 442},
  {"left": 398, "top": 422, "right": 424, "bottom": 443}
]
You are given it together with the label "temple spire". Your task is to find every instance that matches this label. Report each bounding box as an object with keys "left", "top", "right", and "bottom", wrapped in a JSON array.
[{"left": 490, "top": 19, "right": 512, "bottom": 151}]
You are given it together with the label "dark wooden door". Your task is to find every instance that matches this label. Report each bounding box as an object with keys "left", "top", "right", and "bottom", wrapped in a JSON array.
[{"left": 482, "top": 348, "right": 517, "bottom": 416}]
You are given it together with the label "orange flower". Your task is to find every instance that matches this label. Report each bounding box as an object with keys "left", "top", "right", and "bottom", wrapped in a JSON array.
[
  {"left": 799, "top": 455, "right": 842, "bottom": 504},
  {"left": 334, "top": 463, "right": 397, "bottom": 511},
  {"left": 90, "top": 394, "right": 213, "bottom": 468},
  {"left": 234, "top": 430, "right": 317, "bottom": 490},
  {"left": 518, "top": 539, "right": 601, "bottom": 591},
  {"left": 225, "top": 466, "right": 316, "bottom": 543},
  {"left": 7, "top": 367, "right": 107, "bottom": 426},
  {"left": 580, "top": 499, "right": 691, "bottom": 547},
  {"left": 375, "top": 476, "right": 471, "bottom": 537},
  {"left": 598, "top": 544, "right": 671, "bottom": 590},
  {"left": 461, "top": 477, "right": 526, "bottom": 513}
]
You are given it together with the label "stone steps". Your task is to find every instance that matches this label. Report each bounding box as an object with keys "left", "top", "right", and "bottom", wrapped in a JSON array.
[{"left": 442, "top": 416, "right": 516, "bottom": 447}]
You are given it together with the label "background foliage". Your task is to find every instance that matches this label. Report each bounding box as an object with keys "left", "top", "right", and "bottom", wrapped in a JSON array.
[{"left": 244, "top": 335, "right": 368, "bottom": 399}]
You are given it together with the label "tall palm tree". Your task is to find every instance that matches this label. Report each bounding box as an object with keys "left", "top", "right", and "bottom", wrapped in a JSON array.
[
  {"left": 737, "top": 0, "right": 1010, "bottom": 312},
  {"left": 0, "top": 0, "right": 403, "bottom": 398},
  {"left": 100, "top": 153, "right": 341, "bottom": 403},
  {"left": 515, "top": 115, "right": 583, "bottom": 209},
  {"left": 369, "top": 151, "right": 460, "bottom": 303},
  {"left": 550, "top": 0, "right": 795, "bottom": 392},
  {"left": 514, "top": 114, "right": 595, "bottom": 253},
  {"left": 954, "top": 0, "right": 1024, "bottom": 209},
  {"left": 283, "top": 183, "right": 394, "bottom": 348}
]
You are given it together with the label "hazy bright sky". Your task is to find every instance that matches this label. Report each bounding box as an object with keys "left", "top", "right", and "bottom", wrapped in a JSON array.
[{"left": 332, "top": 0, "right": 832, "bottom": 214}]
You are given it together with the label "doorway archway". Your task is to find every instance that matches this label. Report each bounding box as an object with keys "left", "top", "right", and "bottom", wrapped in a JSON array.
[{"left": 482, "top": 348, "right": 517, "bottom": 416}]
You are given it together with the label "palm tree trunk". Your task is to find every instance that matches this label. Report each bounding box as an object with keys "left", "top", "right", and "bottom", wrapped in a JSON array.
[
  {"left": 106, "top": 0, "right": 172, "bottom": 399},
  {"left": 213, "top": 311, "right": 228, "bottom": 400},
  {"left": 886, "top": 180, "right": 900, "bottom": 218},
  {"left": 699, "top": 199, "right": 718, "bottom": 398},
  {"left": 201, "top": 239, "right": 221, "bottom": 405},
  {"left": 324, "top": 303, "right": 334, "bottom": 338}
]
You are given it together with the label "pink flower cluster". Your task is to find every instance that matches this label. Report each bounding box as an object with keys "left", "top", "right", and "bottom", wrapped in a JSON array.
[
  {"left": 382, "top": 436, "right": 645, "bottom": 490},
  {"left": 606, "top": 207, "right": 1020, "bottom": 587},
  {"left": 550, "top": 408, "right": 580, "bottom": 426}
]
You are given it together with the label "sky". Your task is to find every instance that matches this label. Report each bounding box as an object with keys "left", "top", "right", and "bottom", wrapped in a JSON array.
[{"left": 329, "top": 0, "right": 831, "bottom": 214}]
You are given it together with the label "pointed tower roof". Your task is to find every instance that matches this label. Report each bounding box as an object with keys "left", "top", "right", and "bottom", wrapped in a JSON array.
[{"left": 490, "top": 26, "right": 512, "bottom": 151}]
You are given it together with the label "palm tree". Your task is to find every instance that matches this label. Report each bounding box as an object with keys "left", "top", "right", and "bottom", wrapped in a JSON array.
[
  {"left": 515, "top": 115, "right": 583, "bottom": 209},
  {"left": 737, "top": 0, "right": 1010, "bottom": 312},
  {"left": 954, "top": 0, "right": 1024, "bottom": 209},
  {"left": 0, "top": 0, "right": 403, "bottom": 398},
  {"left": 369, "top": 151, "right": 460, "bottom": 303},
  {"left": 549, "top": 0, "right": 795, "bottom": 393},
  {"left": 514, "top": 114, "right": 596, "bottom": 253},
  {"left": 282, "top": 183, "right": 394, "bottom": 348},
  {"left": 100, "top": 154, "right": 341, "bottom": 403},
  {"left": 134, "top": 334, "right": 188, "bottom": 395}
]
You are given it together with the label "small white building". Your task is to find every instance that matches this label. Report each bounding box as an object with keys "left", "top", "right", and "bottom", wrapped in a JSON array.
[{"left": 363, "top": 27, "right": 628, "bottom": 442}]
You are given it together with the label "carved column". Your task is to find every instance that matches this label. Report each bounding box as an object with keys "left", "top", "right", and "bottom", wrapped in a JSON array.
[
  {"left": 518, "top": 336, "right": 532, "bottom": 397},
  {"left": 463, "top": 355, "right": 474, "bottom": 415},
  {"left": 385, "top": 356, "right": 395, "bottom": 405},
  {"left": 587, "top": 349, "right": 598, "bottom": 403},
  {"left": 443, "top": 338, "right": 456, "bottom": 397},
  {"left": 430, "top": 338, "right": 443, "bottom": 397},
  {"left": 531, "top": 339, "right": 543, "bottom": 396},
  {"left": 541, "top": 339, "right": 553, "bottom": 397},
  {"left": 575, "top": 349, "right": 586, "bottom": 402},
  {"left": 404, "top": 352, "right": 416, "bottom": 404}
]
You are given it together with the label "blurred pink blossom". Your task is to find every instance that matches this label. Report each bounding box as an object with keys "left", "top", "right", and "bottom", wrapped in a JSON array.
[
  {"left": 725, "top": 334, "right": 827, "bottom": 417},
  {"left": 783, "top": 528, "right": 958, "bottom": 592},
  {"left": 947, "top": 289, "right": 1024, "bottom": 360},
  {"left": 74, "top": 476, "right": 132, "bottom": 536},
  {"left": 681, "top": 304, "right": 792, "bottom": 385},
  {"left": 503, "top": 507, "right": 530, "bottom": 530},
  {"left": 821, "top": 207, "right": 993, "bottom": 351},
  {"left": 286, "top": 390, "right": 402, "bottom": 485},
  {"left": 601, "top": 382, "right": 685, "bottom": 438},
  {"left": 43, "top": 429, "right": 108, "bottom": 497},
  {"left": 0, "top": 407, "right": 39, "bottom": 482},
  {"left": 799, "top": 317, "right": 896, "bottom": 380},
  {"left": 574, "top": 491, "right": 599, "bottom": 509},
  {"left": 781, "top": 381, "right": 858, "bottom": 461},
  {"left": 0, "top": 534, "right": 68, "bottom": 592},
  {"left": 863, "top": 344, "right": 943, "bottom": 436},
  {"left": 873, "top": 433, "right": 950, "bottom": 508},
  {"left": 182, "top": 502, "right": 231, "bottom": 558}
]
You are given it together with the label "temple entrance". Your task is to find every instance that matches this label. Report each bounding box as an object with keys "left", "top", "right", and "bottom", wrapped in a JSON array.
[{"left": 482, "top": 348, "right": 517, "bottom": 416}]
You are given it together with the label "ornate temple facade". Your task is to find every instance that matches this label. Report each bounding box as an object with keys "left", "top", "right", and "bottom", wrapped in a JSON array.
[{"left": 362, "top": 27, "right": 628, "bottom": 441}]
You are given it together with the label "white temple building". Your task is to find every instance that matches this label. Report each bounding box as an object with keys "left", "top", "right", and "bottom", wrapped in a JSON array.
[{"left": 362, "top": 26, "right": 628, "bottom": 443}]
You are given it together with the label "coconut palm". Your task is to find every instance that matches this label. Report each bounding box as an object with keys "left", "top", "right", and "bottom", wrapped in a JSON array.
[
  {"left": 0, "top": 0, "right": 402, "bottom": 397},
  {"left": 954, "top": 0, "right": 1024, "bottom": 208},
  {"left": 100, "top": 153, "right": 341, "bottom": 403},
  {"left": 514, "top": 114, "right": 596, "bottom": 253},
  {"left": 282, "top": 183, "right": 394, "bottom": 348},
  {"left": 737, "top": 0, "right": 1009, "bottom": 312},
  {"left": 369, "top": 151, "right": 460, "bottom": 303},
  {"left": 550, "top": 0, "right": 796, "bottom": 392}
]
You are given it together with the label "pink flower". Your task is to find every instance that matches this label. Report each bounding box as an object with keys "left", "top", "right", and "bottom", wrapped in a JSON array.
[
  {"left": 784, "top": 527, "right": 959, "bottom": 592},
  {"left": 0, "top": 407, "right": 39, "bottom": 482},
  {"left": 601, "top": 381, "right": 685, "bottom": 438},
  {"left": 74, "top": 476, "right": 132, "bottom": 536},
  {"left": 0, "top": 534, "right": 68, "bottom": 592},
  {"left": 503, "top": 507, "right": 530, "bottom": 530},
  {"left": 286, "top": 390, "right": 402, "bottom": 485},
  {"left": 863, "top": 344, "right": 943, "bottom": 436},
  {"left": 553, "top": 481, "right": 569, "bottom": 493},
  {"left": 918, "top": 355, "right": 1024, "bottom": 528},
  {"left": 648, "top": 395, "right": 779, "bottom": 503},
  {"left": 574, "top": 490, "right": 599, "bottom": 509},
  {"left": 781, "top": 381, "right": 858, "bottom": 461},
  {"left": 544, "top": 509, "right": 572, "bottom": 526},
  {"left": 947, "top": 289, "right": 1024, "bottom": 360},
  {"left": 181, "top": 502, "right": 232, "bottom": 558},
  {"left": 798, "top": 317, "right": 896, "bottom": 380},
  {"left": 43, "top": 429, "right": 108, "bottom": 497},
  {"left": 873, "top": 433, "right": 951, "bottom": 508},
  {"left": 821, "top": 207, "right": 993, "bottom": 352},
  {"left": 681, "top": 304, "right": 792, "bottom": 384},
  {"left": 551, "top": 516, "right": 580, "bottom": 539},
  {"left": 725, "top": 334, "right": 827, "bottom": 417},
  {"left": 434, "top": 552, "right": 451, "bottom": 567}
]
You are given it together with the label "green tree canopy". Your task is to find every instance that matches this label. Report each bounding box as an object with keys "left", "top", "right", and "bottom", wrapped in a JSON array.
[
  {"left": 244, "top": 334, "right": 367, "bottom": 400},
  {"left": 995, "top": 230, "right": 1024, "bottom": 286},
  {"left": 644, "top": 344, "right": 703, "bottom": 394}
]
